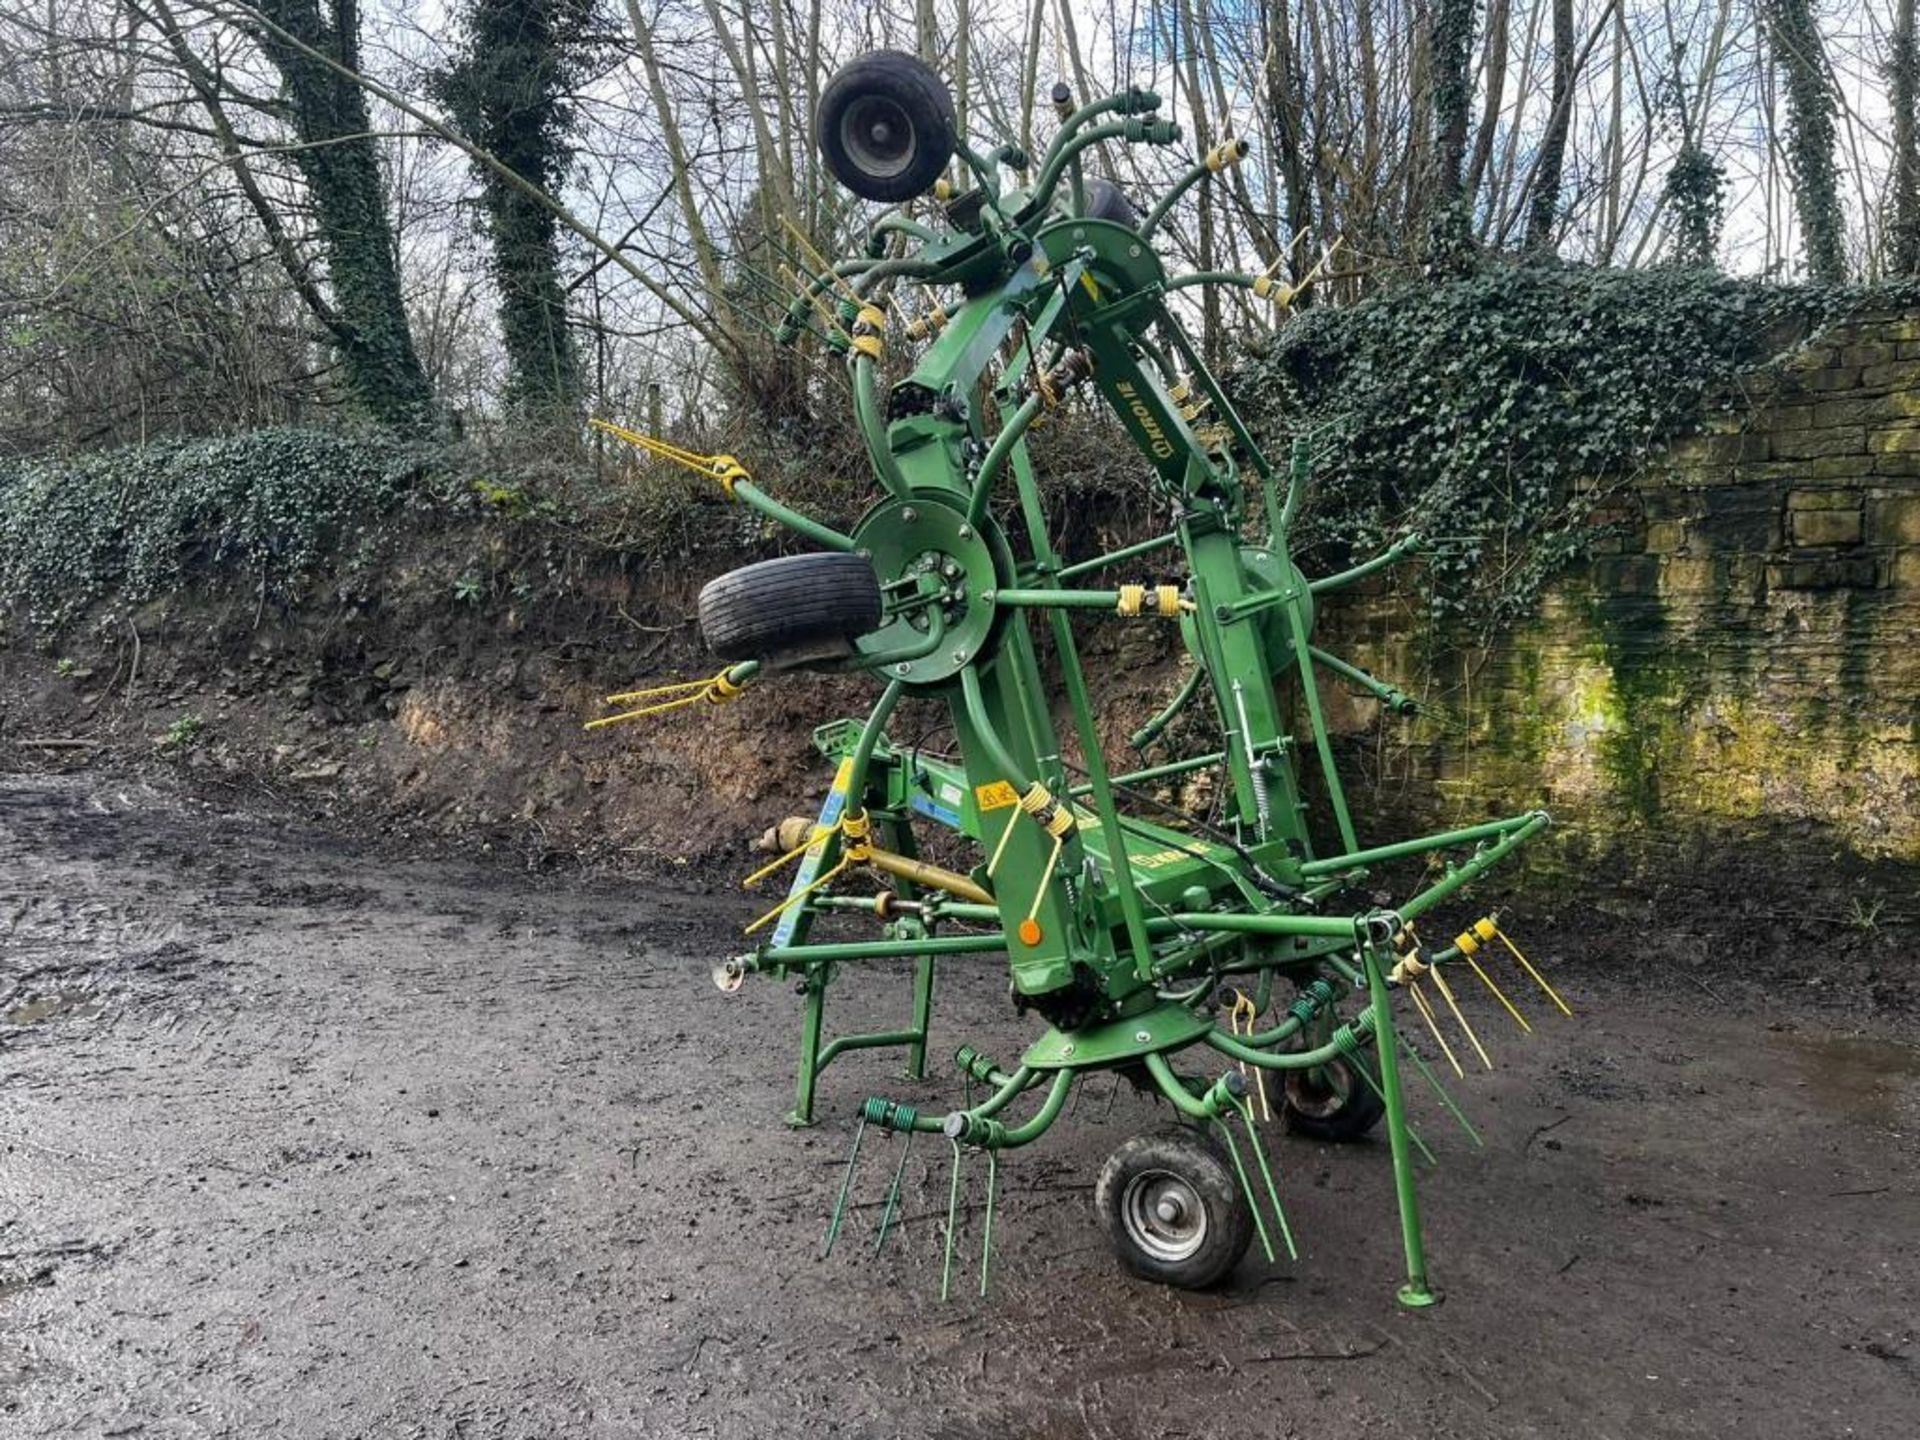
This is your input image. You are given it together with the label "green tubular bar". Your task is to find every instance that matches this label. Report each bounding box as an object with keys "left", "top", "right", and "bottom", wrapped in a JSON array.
[
  {"left": 1300, "top": 811, "right": 1549, "bottom": 880},
  {"left": 759, "top": 934, "right": 1008, "bottom": 965},
  {"left": 1072, "top": 747, "right": 1223, "bottom": 797},
  {"left": 964, "top": 392, "right": 1046, "bottom": 527},
  {"left": 1308, "top": 646, "right": 1415, "bottom": 713},
  {"left": 1057, "top": 531, "right": 1180, "bottom": 582},
  {"left": 1127, "top": 670, "right": 1207, "bottom": 751},
  {"left": 731, "top": 480, "right": 857, "bottom": 552},
  {"left": 1161, "top": 269, "right": 1257, "bottom": 294},
  {"left": 852, "top": 355, "right": 909, "bottom": 497},
  {"left": 958, "top": 664, "right": 1032, "bottom": 791},
  {"left": 817, "top": 1029, "right": 926, "bottom": 1071},
  {"left": 1362, "top": 936, "right": 1436, "bottom": 1307},
  {"left": 1205, "top": 1012, "right": 1380, "bottom": 1071},
  {"left": 1141, "top": 142, "right": 1246, "bottom": 237},
  {"left": 989, "top": 586, "right": 1125, "bottom": 610},
  {"left": 1308, "top": 533, "right": 1423, "bottom": 594}
]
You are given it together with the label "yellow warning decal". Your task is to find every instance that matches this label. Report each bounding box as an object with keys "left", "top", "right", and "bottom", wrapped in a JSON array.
[{"left": 974, "top": 780, "right": 1020, "bottom": 811}]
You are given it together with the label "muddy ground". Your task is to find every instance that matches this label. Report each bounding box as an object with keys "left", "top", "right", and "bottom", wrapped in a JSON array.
[{"left": 1, "top": 773, "right": 1916, "bottom": 1439}]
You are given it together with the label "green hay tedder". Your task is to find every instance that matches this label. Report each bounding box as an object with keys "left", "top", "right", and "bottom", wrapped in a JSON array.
[{"left": 595, "top": 51, "right": 1569, "bottom": 1305}]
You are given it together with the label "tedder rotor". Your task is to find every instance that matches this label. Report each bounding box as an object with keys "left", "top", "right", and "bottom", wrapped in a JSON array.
[{"left": 593, "top": 51, "right": 1572, "bottom": 1305}]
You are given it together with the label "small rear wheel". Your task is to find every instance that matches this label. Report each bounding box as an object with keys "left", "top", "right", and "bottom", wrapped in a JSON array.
[
  {"left": 1095, "top": 1127, "right": 1253, "bottom": 1289},
  {"left": 697, "top": 552, "right": 883, "bottom": 668},
  {"left": 1281, "top": 1050, "right": 1385, "bottom": 1141}
]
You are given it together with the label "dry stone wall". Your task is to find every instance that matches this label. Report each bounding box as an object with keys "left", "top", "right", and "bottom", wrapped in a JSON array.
[{"left": 1319, "top": 307, "right": 1920, "bottom": 882}]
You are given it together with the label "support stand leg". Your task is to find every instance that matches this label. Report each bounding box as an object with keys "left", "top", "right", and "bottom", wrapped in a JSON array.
[
  {"left": 1364, "top": 938, "right": 1439, "bottom": 1308},
  {"left": 907, "top": 954, "right": 936, "bottom": 1080},
  {"left": 788, "top": 969, "right": 827, "bottom": 1128}
]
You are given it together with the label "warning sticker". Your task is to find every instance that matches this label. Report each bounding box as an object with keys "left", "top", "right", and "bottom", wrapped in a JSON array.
[{"left": 974, "top": 780, "right": 1020, "bottom": 811}]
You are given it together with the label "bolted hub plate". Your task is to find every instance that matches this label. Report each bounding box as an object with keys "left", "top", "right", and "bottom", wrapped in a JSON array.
[
  {"left": 1035, "top": 218, "right": 1167, "bottom": 303},
  {"left": 852, "top": 493, "right": 1011, "bottom": 686},
  {"left": 1021, "top": 1002, "right": 1217, "bottom": 1071}
]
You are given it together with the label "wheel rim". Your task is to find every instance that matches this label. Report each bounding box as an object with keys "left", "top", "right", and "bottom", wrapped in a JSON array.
[
  {"left": 1286, "top": 1058, "right": 1353, "bottom": 1120},
  {"left": 1120, "top": 1168, "right": 1208, "bottom": 1262},
  {"left": 840, "top": 95, "right": 918, "bottom": 180}
]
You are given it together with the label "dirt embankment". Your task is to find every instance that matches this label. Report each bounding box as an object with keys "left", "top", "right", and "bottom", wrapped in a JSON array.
[{"left": 3, "top": 546, "right": 1917, "bottom": 1025}]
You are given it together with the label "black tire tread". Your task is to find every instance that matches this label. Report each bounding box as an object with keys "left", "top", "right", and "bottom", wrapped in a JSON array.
[
  {"left": 1094, "top": 1126, "right": 1254, "bottom": 1290},
  {"left": 816, "top": 50, "right": 957, "bottom": 202},
  {"left": 1281, "top": 1049, "right": 1387, "bottom": 1142},
  {"left": 698, "top": 553, "right": 882, "bottom": 662}
]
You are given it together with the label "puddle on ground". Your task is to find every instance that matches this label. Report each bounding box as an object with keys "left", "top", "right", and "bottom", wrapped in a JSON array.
[
  {"left": 1778, "top": 1032, "right": 1920, "bottom": 1127},
  {"left": 3, "top": 989, "right": 103, "bottom": 1026}
]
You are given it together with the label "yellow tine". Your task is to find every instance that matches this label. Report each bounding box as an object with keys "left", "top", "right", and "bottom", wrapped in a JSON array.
[
  {"left": 743, "top": 854, "right": 851, "bottom": 935},
  {"left": 1023, "top": 833, "right": 1065, "bottom": 922},
  {"left": 781, "top": 263, "right": 841, "bottom": 329},
  {"left": 590, "top": 417, "right": 714, "bottom": 468},
  {"left": 985, "top": 804, "right": 1023, "bottom": 879},
  {"left": 1496, "top": 928, "right": 1573, "bottom": 1016},
  {"left": 1430, "top": 966, "right": 1494, "bottom": 1071},
  {"left": 582, "top": 691, "right": 707, "bottom": 730},
  {"left": 1408, "top": 982, "right": 1464, "bottom": 1079},
  {"left": 591, "top": 417, "right": 729, "bottom": 476},
  {"left": 780, "top": 215, "right": 853, "bottom": 297},
  {"left": 1238, "top": 991, "right": 1273, "bottom": 1122},
  {"left": 604, "top": 677, "right": 713, "bottom": 704},
  {"left": 1463, "top": 953, "right": 1532, "bottom": 1034}
]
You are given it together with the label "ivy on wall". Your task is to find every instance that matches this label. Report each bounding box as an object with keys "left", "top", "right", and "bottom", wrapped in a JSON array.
[{"left": 1237, "top": 263, "right": 1874, "bottom": 631}]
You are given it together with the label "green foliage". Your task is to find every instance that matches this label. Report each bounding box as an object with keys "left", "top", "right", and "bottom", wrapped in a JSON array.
[
  {"left": 1237, "top": 263, "right": 1860, "bottom": 632},
  {"left": 157, "top": 714, "right": 205, "bottom": 753},
  {"left": 0, "top": 428, "right": 425, "bottom": 627},
  {"left": 1663, "top": 144, "right": 1726, "bottom": 267}
]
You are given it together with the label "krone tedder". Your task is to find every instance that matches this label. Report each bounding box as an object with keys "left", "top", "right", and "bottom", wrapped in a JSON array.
[{"left": 593, "top": 51, "right": 1570, "bottom": 1305}]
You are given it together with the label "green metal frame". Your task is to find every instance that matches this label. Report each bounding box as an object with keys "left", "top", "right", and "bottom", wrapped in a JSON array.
[{"left": 695, "top": 76, "right": 1556, "bottom": 1307}]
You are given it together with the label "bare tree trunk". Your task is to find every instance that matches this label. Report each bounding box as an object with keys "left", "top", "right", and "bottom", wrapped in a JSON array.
[
  {"left": 1465, "top": 0, "right": 1509, "bottom": 197},
  {"left": 250, "top": 0, "right": 434, "bottom": 428},
  {"left": 1764, "top": 0, "right": 1847, "bottom": 280},
  {"left": 1526, "top": 0, "right": 1575, "bottom": 249},
  {"left": 1888, "top": 0, "right": 1920, "bottom": 273},
  {"left": 1264, "top": 0, "right": 1314, "bottom": 284}
]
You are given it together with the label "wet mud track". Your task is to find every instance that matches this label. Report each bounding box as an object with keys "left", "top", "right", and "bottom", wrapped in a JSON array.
[{"left": 2, "top": 775, "right": 1916, "bottom": 1438}]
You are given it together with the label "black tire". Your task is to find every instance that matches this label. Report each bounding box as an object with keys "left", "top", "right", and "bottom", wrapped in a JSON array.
[
  {"left": 1079, "top": 176, "right": 1138, "bottom": 227},
  {"left": 1281, "top": 1050, "right": 1386, "bottom": 1141},
  {"left": 1095, "top": 1127, "right": 1254, "bottom": 1289},
  {"left": 697, "top": 553, "right": 883, "bottom": 667},
  {"left": 816, "top": 51, "right": 957, "bottom": 202}
]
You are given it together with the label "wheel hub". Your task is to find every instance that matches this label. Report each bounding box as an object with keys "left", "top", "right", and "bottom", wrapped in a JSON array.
[
  {"left": 843, "top": 97, "right": 915, "bottom": 177},
  {"left": 1121, "top": 1169, "right": 1208, "bottom": 1262}
]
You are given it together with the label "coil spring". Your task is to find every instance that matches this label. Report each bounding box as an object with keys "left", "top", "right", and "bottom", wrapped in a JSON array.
[{"left": 861, "top": 1097, "right": 919, "bottom": 1131}]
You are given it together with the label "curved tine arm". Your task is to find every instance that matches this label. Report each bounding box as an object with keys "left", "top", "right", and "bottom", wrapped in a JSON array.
[
  {"left": 964, "top": 390, "right": 1046, "bottom": 528},
  {"left": 958, "top": 663, "right": 1033, "bottom": 792},
  {"left": 1308, "top": 533, "right": 1423, "bottom": 594}
]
